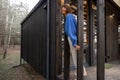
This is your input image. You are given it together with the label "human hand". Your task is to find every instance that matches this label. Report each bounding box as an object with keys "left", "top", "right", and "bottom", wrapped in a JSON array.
[{"left": 75, "top": 45, "right": 80, "bottom": 50}]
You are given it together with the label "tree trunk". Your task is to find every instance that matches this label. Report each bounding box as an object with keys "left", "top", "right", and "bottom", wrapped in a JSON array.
[{"left": 3, "top": 15, "right": 14, "bottom": 59}]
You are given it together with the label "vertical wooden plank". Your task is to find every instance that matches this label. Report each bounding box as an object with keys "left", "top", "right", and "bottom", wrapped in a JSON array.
[
  {"left": 64, "top": 0, "right": 70, "bottom": 80},
  {"left": 49, "top": 0, "right": 62, "bottom": 79},
  {"left": 87, "top": 0, "right": 94, "bottom": 66},
  {"left": 64, "top": 35, "right": 70, "bottom": 80},
  {"left": 46, "top": 0, "right": 50, "bottom": 79},
  {"left": 97, "top": 0, "right": 105, "bottom": 80},
  {"left": 77, "top": 0, "right": 84, "bottom": 80},
  {"left": 49, "top": 0, "right": 56, "bottom": 79},
  {"left": 56, "top": 0, "right": 62, "bottom": 75}
]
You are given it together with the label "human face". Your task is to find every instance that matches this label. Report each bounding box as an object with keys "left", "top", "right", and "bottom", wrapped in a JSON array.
[{"left": 61, "top": 7, "right": 67, "bottom": 15}]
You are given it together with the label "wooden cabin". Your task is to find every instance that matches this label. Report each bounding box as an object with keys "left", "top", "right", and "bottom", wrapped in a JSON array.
[
  {"left": 105, "top": 0, "right": 120, "bottom": 62},
  {"left": 21, "top": 0, "right": 120, "bottom": 80}
]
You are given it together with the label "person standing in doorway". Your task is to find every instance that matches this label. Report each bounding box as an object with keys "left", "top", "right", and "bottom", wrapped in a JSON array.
[{"left": 61, "top": 4, "right": 87, "bottom": 76}]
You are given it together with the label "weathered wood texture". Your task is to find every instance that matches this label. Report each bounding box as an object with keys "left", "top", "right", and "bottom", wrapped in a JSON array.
[
  {"left": 49, "top": 0, "right": 62, "bottom": 79},
  {"left": 63, "top": 1, "right": 71, "bottom": 80},
  {"left": 77, "top": 0, "right": 84, "bottom": 80},
  {"left": 105, "top": 0, "right": 120, "bottom": 62},
  {"left": 49, "top": 0, "right": 56, "bottom": 79},
  {"left": 87, "top": 0, "right": 94, "bottom": 66},
  {"left": 97, "top": 0, "right": 105, "bottom": 80},
  {"left": 55, "top": 0, "right": 62, "bottom": 75},
  {"left": 64, "top": 34, "right": 70, "bottom": 80}
]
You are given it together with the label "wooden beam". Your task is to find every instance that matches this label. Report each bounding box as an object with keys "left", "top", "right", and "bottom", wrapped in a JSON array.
[
  {"left": 64, "top": 35, "right": 70, "bottom": 80},
  {"left": 49, "top": 0, "right": 56, "bottom": 79},
  {"left": 96, "top": 0, "right": 105, "bottom": 80},
  {"left": 77, "top": 0, "right": 84, "bottom": 80},
  {"left": 64, "top": 1, "right": 70, "bottom": 80},
  {"left": 87, "top": 0, "right": 94, "bottom": 66},
  {"left": 46, "top": 0, "right": 50, "bottom": 79},
  {"left": 56, "top": 0, "right": 62, "bottom": 75}
]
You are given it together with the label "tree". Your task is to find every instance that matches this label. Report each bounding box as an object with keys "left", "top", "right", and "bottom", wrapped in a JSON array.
[
  {"left": 2, "top": 0, "right": 28, "bottom": 59},
  {"left": 0, "top": 0, "right": 9, "bottom": 48}
]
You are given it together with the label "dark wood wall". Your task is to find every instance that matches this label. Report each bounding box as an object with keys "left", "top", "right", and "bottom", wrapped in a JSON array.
[
  {"left": 21, "top": 1, "right": 47, "bottom": 77},
  {"left": 21, "top": 0, "right": 62, "bottom": 79},
  {"left": 105, "top": 0, "right": 120, "bottom": 62}
]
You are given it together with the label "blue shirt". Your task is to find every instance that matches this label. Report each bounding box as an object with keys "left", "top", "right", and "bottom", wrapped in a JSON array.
[{"left": 65, "top": 13, "right": 77, "bottom": 47}]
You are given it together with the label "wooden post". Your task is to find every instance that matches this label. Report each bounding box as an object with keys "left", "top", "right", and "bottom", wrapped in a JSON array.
[
  {"left": 64, "top": 35, "right": 70, "bottom": 80},
  {"left": 97, "top": 0, "right": 105, "bottom": 80},
  {"left": 49, "top": 0, "right": 62, "bottom": 79},
  {"left": 46, "top": 0, "right": 50, "bottom": 80},
  {"left": 87, "top": 0, "right": 94, "bottom": 66},
  {"left": 64, "top": 1, "right": 70, "bottom": 80},
  {"left": 77, "top": 0, "right": 84, "bottom": 80},
  {"left": 56, "top": 0, "right": 62, "bottom": 75},
  {"left": 49, "top": 0, "right": 56, "bottom": 79}
]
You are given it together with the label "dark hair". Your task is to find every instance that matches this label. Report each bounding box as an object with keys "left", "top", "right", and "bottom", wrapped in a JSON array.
[{"left": 61, "top": 4, "right": 72, "bottom": 14}]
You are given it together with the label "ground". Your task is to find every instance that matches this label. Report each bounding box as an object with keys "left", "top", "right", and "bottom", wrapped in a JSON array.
[
  {"left": 0, "top": 46, "right": 45, "bottom": 80},
  {"left": 0, "top": 46, "right": 120, "bottom": 80},
  {"left": 85, "top": 62, "right": 120, "bottom": 80}
]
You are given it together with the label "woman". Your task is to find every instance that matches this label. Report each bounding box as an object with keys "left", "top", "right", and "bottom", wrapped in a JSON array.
[{"left": 61, "top": 4, "right": 87, "bottom": 76}]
